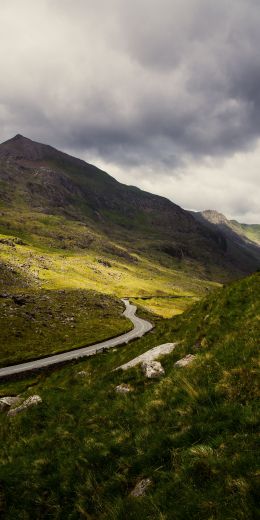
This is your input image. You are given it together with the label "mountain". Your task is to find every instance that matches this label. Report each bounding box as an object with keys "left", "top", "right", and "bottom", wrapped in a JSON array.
[
  {"left": 230, "top": 220, "right": 260, "bottom": 245},
  {"left": 0, "top": 135, "right": 259, "bottom": 283},
  {"left": 193, "top": 209, "right": 260, "bottom": 246},
  {"left": 191, "top": 209, "right": 260, "bottom": 273}
]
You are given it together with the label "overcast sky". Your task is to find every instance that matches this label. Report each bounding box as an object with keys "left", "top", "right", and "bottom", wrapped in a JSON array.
[{"left": 0, "top": 0, "right": 259, "bottom": 222}]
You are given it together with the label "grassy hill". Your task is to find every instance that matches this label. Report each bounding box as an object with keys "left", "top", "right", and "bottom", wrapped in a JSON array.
[{"left": 0, "top": 272, "right": 259, "bottom": 519}]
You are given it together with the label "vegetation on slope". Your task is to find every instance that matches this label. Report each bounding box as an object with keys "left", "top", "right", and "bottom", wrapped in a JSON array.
[
  {"left": 0, "top": 209, "right": 218, "bottom": 343},
  {"left": 0, "top": 272, "right": 259, "bottom": 519},
  {"left": 230, "top": 221, "right": 260, "bottom": 245},
  {"left": 0, "top": 288, "right": 132, "bottom": 368}
]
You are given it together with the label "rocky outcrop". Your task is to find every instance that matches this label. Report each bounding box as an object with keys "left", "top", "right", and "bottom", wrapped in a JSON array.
[
  {"left": 0, "top": 396, "right": 23, "bottom": 412},
  {"left": 7, "top": 395, "right": 42, "bottom": 416},
  {"left": 141, "top": 361, "right": 165, "bottom": 379},
  {"left": 130, "top": 478, "right": 152, "bottom": 497},
  {"left": 174, "top": 354, "right": 196, "bottom": 367},
  {"left": 116, "top": 343, "right": 177, "bottom": 371}
]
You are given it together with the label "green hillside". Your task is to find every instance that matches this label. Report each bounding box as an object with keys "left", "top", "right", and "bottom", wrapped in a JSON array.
[
  {"left": 1, "top": 134, "right": 259, "bottom": 367},
  {"left": 231, "top": 220, "right": 260, "bottom": 245},
  {"left": 0, "top": 272, "right": 259, "bottom": 519}
]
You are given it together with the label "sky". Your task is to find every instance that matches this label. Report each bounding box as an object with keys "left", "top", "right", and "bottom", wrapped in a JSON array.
[{"left": 0, "top": 0, "right": 259, "bottom": 223}]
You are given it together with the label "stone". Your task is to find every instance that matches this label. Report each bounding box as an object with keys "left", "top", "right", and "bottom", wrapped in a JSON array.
[
  {"left": 130, "top": 478, "right": 152, "bottom": 497},
  {"left": 115, "top": 384, "right": 133, "bottom": 394},
  {"left": 77, "top": 371, "right": 88, "bottom": 377},
  {"left": 8, "top": 395, "right": 42, "bottom": 416},
  {"left": 0, "top": 396, "right": 22, "bottom": 412},
  {"left": 174, "top": 354, "right": 196, "bottom": 367},
  {"left": 116, "top": 343, "right": 177, "bottom": 371},
  {"left": 141, "top": 361, "right": 165, "bottom": 379}
]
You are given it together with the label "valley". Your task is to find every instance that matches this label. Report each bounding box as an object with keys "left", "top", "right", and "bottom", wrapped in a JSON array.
[{"left": 0, "top": 135, "right": 259, "bottom": 520}]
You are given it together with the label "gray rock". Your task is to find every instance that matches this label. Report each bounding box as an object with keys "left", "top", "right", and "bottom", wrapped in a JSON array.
[
  {"left": 0, "top": 396, "right": 22, "bottom": 412},
  {"left": 115, "top": 384, "right": 133, "bottom": 394},
  {"left": 141, "top": 361, "right": 165, "bottom": 378},
  {"left": 130, "top": 478, "right": 152, "bottom": 497},
  {"left": 8, "top": 395, "right": 42, "bottom": 416},
  {"left": 174, "top": 354, "right": 196, "bottom": 367},
  {"left": 116, "top": 342, "right": 177, "bottom": 371}
]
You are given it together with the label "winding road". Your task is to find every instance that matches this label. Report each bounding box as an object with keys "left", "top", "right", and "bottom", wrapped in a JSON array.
[{"left": 0, "top": 299, "right": 153, "bottom": 379}]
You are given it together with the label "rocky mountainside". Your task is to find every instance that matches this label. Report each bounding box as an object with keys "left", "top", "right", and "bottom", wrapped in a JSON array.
[
  {"left": 191, "top": 209, "right": 260, "bottom": 273},
  {"left": 0, "top": 134, "right": 259, "bottom": 278}
]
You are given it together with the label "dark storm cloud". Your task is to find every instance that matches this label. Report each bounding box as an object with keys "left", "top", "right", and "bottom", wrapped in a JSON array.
[{"left": 0, "top": 0, "right": 259, "bottom": 221}]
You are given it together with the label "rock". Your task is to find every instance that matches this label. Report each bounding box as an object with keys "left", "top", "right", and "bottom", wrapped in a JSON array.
[
  {"left": 174, "top": 354, "right": 196, "bottom": 367},
  {"left": 116, "top": 342, "right": 177, "bottom": 371},
  {"left": 115, "top": 384, "right": 133, "bottom": 394},
  {"left": 77, "top": 371, "right": 88, "bottom": 377},
  {"left": 0, "top": 396, "right": 22, "bottom": 412},
  {"left": 141, "top": 361, "right": 165, "bottom": 379},
  {"left": 7, "top": 395, "right": 42, "bottom": 416},
  {"left": 130, "top": 478, "right": 152, "bottom": 497}
]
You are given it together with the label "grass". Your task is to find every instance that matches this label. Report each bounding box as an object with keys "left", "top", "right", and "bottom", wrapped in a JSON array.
[
  {"left": 131, "top": 296, "right": 199, "bottom": 318},
  {"left": 0, "top": 272, "right": 258, "bottom": 519},
  {"left": 0, "top": 289, "right": 133, "bottom": 368}
]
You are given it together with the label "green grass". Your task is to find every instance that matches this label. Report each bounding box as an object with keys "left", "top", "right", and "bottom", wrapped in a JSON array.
[
  {"left": 0, "top": 289, "right": 133, "bottom": 367},
  {"left": 132, "top": 296, "right": 199, "bottom": 318},
  {"left": 0, "top": 272, "right": 259, "bottom": 519}
]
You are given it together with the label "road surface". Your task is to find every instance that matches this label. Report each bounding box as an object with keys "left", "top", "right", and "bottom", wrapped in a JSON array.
[{"left": 0, "top": 299, "right": 153, "bottom": 379}]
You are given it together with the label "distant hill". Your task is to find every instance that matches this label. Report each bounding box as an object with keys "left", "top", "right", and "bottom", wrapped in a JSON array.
[
  {"left": 0, "top": 134, "right": 259, "bottom": 281},
  {"left": 230, "top": 220, "right": 260, "bottom": 245},
  {"left": 190, "top": 209, "right": 260, "bottom": 274}
]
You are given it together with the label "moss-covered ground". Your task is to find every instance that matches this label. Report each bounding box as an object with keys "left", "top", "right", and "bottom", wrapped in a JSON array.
[{"left": 0, "top": 272, "right": 258, "bottom": 519}]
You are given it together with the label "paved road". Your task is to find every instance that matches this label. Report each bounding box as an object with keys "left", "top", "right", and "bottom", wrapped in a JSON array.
[{"left": 0, "top": 299, "right": 153, "bottom": 379}]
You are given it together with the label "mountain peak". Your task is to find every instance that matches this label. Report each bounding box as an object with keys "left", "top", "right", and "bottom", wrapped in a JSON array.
[
  {"left": 0, "top": 134, "right": 60, "bottom": 162},
  {"left": 13, "top": 133, "right": 26, "bottom": 140},
  {"left": 201, "top": 209, "right": 229, "bottom": 225}
]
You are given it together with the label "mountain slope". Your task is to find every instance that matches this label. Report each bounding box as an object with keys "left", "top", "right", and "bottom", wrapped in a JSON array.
[
  {"left": 191, "top": 209, "right": 260, "bottom": 274},
  {"left": 230, "top": 220, "right": 260, "bottom": 245},
  {"left": 0, "top": 134, "right": 259, "bottom": 279},
  {"left": 0, "top": 272, "right": 258, "bottom": 519}
]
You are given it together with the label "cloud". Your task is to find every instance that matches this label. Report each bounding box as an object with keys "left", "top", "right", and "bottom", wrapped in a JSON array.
[{"left": 0, "top": 0, "right": 259, "bottom": 221}]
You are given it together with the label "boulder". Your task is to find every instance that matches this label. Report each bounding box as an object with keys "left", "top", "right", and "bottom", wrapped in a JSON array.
[
  {"left": 115, "top": 384, "right": 133, "bottom": 394},
  {"left": 7, "top": 395, "right": 42, "bottom": 416},
  {"left": 116, "top": 343, "right": 177, "bottom": 371},
  {"left": 174, "top": 354, "right": 196, "bottom": 367},
  {"left": 0, "top": 396, "right": 22, "bottom": 412},
  {"left": 130, "top": 478, "right": 152, "bottom": 497},
  {"left": 141, "top": 361, "right": 165, "bottom": 379}
]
